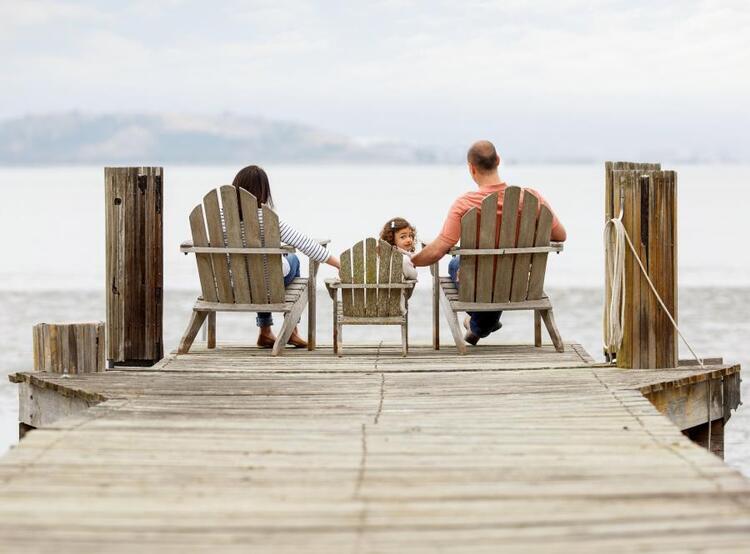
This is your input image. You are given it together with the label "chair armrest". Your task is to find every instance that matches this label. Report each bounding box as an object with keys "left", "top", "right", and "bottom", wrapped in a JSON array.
[
  {"left": 429, "top": 261, "right": 439, "bottom": 277},
  {"left": 448, "top": 242, "right": 564, "bottom": 256},
  {"left": 180, "top": 243, "right": 296, "bottom": 255},
  {"left": 313, "top": 238, "right": 331, "bottom": 246},
  {"left": 323, "top": 278, "right": 339, "bottom": 300}
]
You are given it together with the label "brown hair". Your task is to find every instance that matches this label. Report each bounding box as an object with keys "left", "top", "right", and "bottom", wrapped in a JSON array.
[
  {"left": 379, "top": 217, "right": 416, "bottom": 250},
  {"left": 231, "top": 165, "right": 274, "bottom": 209},
  {"left": 467, "top": 140, "right": 500, "bottom": 173}
]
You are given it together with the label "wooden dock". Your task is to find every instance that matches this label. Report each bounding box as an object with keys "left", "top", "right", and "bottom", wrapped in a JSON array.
[{"left": 2, "top": 342, "right": 749, "bottom": 552}]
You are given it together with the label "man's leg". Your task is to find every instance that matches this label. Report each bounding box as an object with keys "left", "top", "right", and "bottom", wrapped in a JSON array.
[
  {"left": 468, "top": 311, "right": 502, "bottom": 339},
  {"left": 448, "top": 256, "right": 502, "bottom": 341}
]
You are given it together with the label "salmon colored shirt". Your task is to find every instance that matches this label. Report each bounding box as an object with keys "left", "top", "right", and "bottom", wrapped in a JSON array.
[{"left": 436, "top": 182, "right": 564, "bottom": 250}]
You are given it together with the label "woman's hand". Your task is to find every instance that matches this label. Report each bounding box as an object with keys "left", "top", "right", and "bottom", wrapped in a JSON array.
[{"left": 326, "top": 255, "right": 341, "bottom": 270}]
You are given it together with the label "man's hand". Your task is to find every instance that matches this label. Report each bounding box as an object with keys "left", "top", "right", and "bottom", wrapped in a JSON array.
[{"left": 411, "top": 240, "right": 450, "bottom": 267}]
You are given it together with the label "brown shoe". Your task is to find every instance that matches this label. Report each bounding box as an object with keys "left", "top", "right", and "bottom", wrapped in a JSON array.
[
  {"left": 257, "top": 334, "right": 276, "bottom": 349},
  {"left": 288, "top": 333, "right": 308, "bottom": 349}
]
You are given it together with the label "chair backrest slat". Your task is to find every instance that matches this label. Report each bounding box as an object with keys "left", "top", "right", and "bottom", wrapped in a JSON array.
[
  {"left": 220, "top": 185, "right": 252, "bottom": 304},
  {"left": 388, "top": 249, "right": 404, "bottom": 316},
  {"left": 189, "top": 205, "right": 218, "bottom": 302},
  {"left": 261, "top": 205, "right": 285, "bottom": 304},
  {"left": 377, "top": 240, "right": 393, "bottom": 316},
  {"left": 238, "top": 190, "right": 268, "bottom": 304},
  {"left": 458, "top": 208, "right": 478, "bottom": 302},
  {"left": 475, "top": 193, "right": 499, "bottom": 303},
  {"left": 365, "top": 238, "right": 378, "bottom": 317},
  {"left": 203, "top": 189, "right": 234, "bottom": 303},
  {"left": 492, "top": 186, "right": 521, "bottom": 302},
  {"left": 351, "top": 240, "right": 366, "bottom": 316},
  {"left": 340, "top": 246, "right": 354, "bottom": 314},
  {"left": 527, "top": 205, "right": 554, "bottom": 300},
  {"left": 509, "top": 192, "right": 539, "bottom": 302}
]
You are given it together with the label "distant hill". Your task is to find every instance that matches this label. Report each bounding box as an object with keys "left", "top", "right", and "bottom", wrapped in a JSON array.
[{"left": 0, "top": 112, "right": 443, "bottom": 165}]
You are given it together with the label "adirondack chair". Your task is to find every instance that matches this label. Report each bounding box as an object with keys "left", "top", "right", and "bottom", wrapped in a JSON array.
[
  {"left": 431, "top": 186, "right": 564, "bottom": 354},
  {"left": 178, "top": 185, "right": 321, "bottom": 356},
  {"left": 325, "top": 238, "right": 416, "bottom": 356}
]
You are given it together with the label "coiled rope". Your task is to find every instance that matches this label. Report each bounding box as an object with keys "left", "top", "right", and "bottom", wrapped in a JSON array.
[{"left": 603, "top": 210, "right": 704, "bottom": 369}]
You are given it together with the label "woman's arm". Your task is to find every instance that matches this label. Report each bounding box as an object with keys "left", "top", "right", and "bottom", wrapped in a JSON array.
[
  {"left": 326, "top": 255, "right": 341, "bottom": 269},
  {"left": 278, "top": 220, "right": 332, "bottom": 264}
]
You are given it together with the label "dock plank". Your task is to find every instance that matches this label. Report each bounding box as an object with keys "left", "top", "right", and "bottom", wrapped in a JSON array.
[{"left": 1, "top": 343, "right": 748, "bottom": 552}]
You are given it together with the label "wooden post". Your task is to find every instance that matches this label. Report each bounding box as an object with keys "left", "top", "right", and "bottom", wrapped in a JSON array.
[
  {"left": 105, "top": 167, "right": 163, "bottom": 367},
  {"left": 605, "top": 162, "right": 677, "bottom": 369},
  {"left": 32, "top": 322, "right": 105, "bottom": 373}
]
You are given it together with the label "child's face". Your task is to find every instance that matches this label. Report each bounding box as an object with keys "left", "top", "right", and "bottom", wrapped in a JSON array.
[{"left": 394, "top": 227, "right": 415, "bottom": 251}]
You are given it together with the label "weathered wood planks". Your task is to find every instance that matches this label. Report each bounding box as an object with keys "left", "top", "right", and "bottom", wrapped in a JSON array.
[
  {"left": 105, "top": 167, "right": 163, "bottom": 366},
  {"left": 609, "top": 166, "right": 677, "bottom": 369},
  {"left": 32, "top": 322, "right": 105, "bottom": 374},
  {"left": 2, "top": 343, "right": 747, "bottom": 552}
]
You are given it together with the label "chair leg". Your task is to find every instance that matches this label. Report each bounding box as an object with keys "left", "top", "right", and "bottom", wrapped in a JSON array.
[
  {"left": 534, "top": 310, "right": 541, "bottom": 347},
  {"left": 401, "top": 322, "right": 408, "bottom": 357},
  {"left": 308, "top": 261, "right": 318, "bottom": 351},
  {"left": 207, "top": 311, "right": 216, "bottom": 349},
  {"left": 432, "top": 265, "right": 440, "bottom": 350},
  {"left": 336, "top": 323, "right": 343, "bottom": 357},
  {"left": 405, "top": 312, "right": 409, "bottom": 354},
  {"left": 540, "top": 309, "right": 564, "bottom": 352},
  {"left": 438, "top": 285, "right": 467, "bottom": 354},
  {"left": 273, "top": 295, "right": 308, "bottom": 357},
  {"left": 178, "top": 310, "right": 208, "bottom": 354},
  {"left": 333, "top": 297, "right": 339, "bottom": 355}
]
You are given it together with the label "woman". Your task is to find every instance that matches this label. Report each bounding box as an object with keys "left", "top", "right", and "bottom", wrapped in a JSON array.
[{"left": 232, "top": 165, "right": 340, "bottom": 349}]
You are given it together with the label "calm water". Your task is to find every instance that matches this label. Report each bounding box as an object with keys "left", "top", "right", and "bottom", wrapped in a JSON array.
[{"left": 1, "top": 165, "right": 748, "bottom": 474}]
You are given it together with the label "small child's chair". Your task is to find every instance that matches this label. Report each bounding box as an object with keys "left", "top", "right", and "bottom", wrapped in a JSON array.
[{"left": 325, "top": 238, "right": 416, "bottom": 356}]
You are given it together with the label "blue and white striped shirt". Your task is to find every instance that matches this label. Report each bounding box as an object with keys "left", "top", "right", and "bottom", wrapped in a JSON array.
[{"left": 257, "top": 209, "right": 330, "bottom": 275}]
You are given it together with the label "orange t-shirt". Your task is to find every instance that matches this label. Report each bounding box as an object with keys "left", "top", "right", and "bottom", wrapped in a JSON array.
[{"left": 435, "top": 182, "right": 564, "bottom": 250}]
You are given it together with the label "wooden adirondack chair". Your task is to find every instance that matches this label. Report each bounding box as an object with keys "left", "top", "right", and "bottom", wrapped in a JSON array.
[
  {"left": 431, "top": 186, "right": 564, "bottom": 354},
  {"left": 325, "top": 238, "right": 416, "bottom": 357},
  {"left": 178, "top": 185, "right": 320, "bottom": 356}
]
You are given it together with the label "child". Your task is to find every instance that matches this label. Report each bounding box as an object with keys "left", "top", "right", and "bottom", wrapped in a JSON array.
[{"left": 379, "top": 217, "right": 418, "bottom": 280}]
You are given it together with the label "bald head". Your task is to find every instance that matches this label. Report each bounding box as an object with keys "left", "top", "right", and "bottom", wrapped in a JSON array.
[{"left": 467, "top": 140, "right": 500, "bottom": 174}]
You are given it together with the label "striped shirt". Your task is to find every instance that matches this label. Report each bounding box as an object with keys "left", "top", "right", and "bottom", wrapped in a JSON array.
[
  {"left": 257, "top": 209, "right": 330, "bottom": 275},
  {"left": 220, "top": 208, "right": 330, "bottom": 276}
]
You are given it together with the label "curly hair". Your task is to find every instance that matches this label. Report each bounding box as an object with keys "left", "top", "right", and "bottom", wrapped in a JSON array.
[{"left": 379, "top": 217, "right": 416, "bottom": 251}]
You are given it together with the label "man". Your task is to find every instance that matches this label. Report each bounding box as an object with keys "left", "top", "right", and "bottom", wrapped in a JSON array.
[{"left": 411, "top": 140, "right": 566, "bottom": 345}]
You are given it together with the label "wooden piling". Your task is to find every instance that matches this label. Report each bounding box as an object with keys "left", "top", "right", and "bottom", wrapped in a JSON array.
[
  {"left": 32, "top": 322, "right": 105, "bottom": 373},
  {"left": 605, "top": 162, "right": 677, "bottom": 369},
  {"left": 105, "top": 167, "right": 163, "bottom": 367}
]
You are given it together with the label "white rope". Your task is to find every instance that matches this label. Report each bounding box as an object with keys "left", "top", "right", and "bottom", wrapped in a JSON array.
[
  {"left": 603, "top": 214, "right": 705, "bottom": 369},
  {"left": 603, "top": 218, "right": 626, "bottom": 357}
]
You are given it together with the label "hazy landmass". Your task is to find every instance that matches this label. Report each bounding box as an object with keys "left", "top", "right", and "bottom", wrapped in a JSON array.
[
  {"left": 1, "top": 112, "right": 747, "bottom": 166},
  {"left": 0, "top": 113, "right": 445, "bottom": 165}
]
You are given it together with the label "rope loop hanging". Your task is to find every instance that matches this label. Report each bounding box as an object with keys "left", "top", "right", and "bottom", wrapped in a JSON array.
[{"left": 602, "top": 203, "right": 704, "bottom": 369}]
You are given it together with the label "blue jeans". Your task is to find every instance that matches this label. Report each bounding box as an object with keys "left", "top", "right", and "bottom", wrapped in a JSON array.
[
  {"left": 257, "top": 254, "right": 300, "bottom": 327},
  {"left": 448, "top": 256, "right": 502, "bottom": 338}
]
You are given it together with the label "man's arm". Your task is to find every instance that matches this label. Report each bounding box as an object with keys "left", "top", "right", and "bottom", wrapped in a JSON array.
[
  {"left": 411, "top": 239, "right": 450, "bottom": 267},
  {"left": 551, "top": 222, "right": 567, "bottom": 242}
]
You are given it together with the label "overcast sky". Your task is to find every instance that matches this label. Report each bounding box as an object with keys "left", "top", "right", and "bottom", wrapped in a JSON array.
[{"left": 2, "top": 0, "right": 749, "bottom": 158}]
